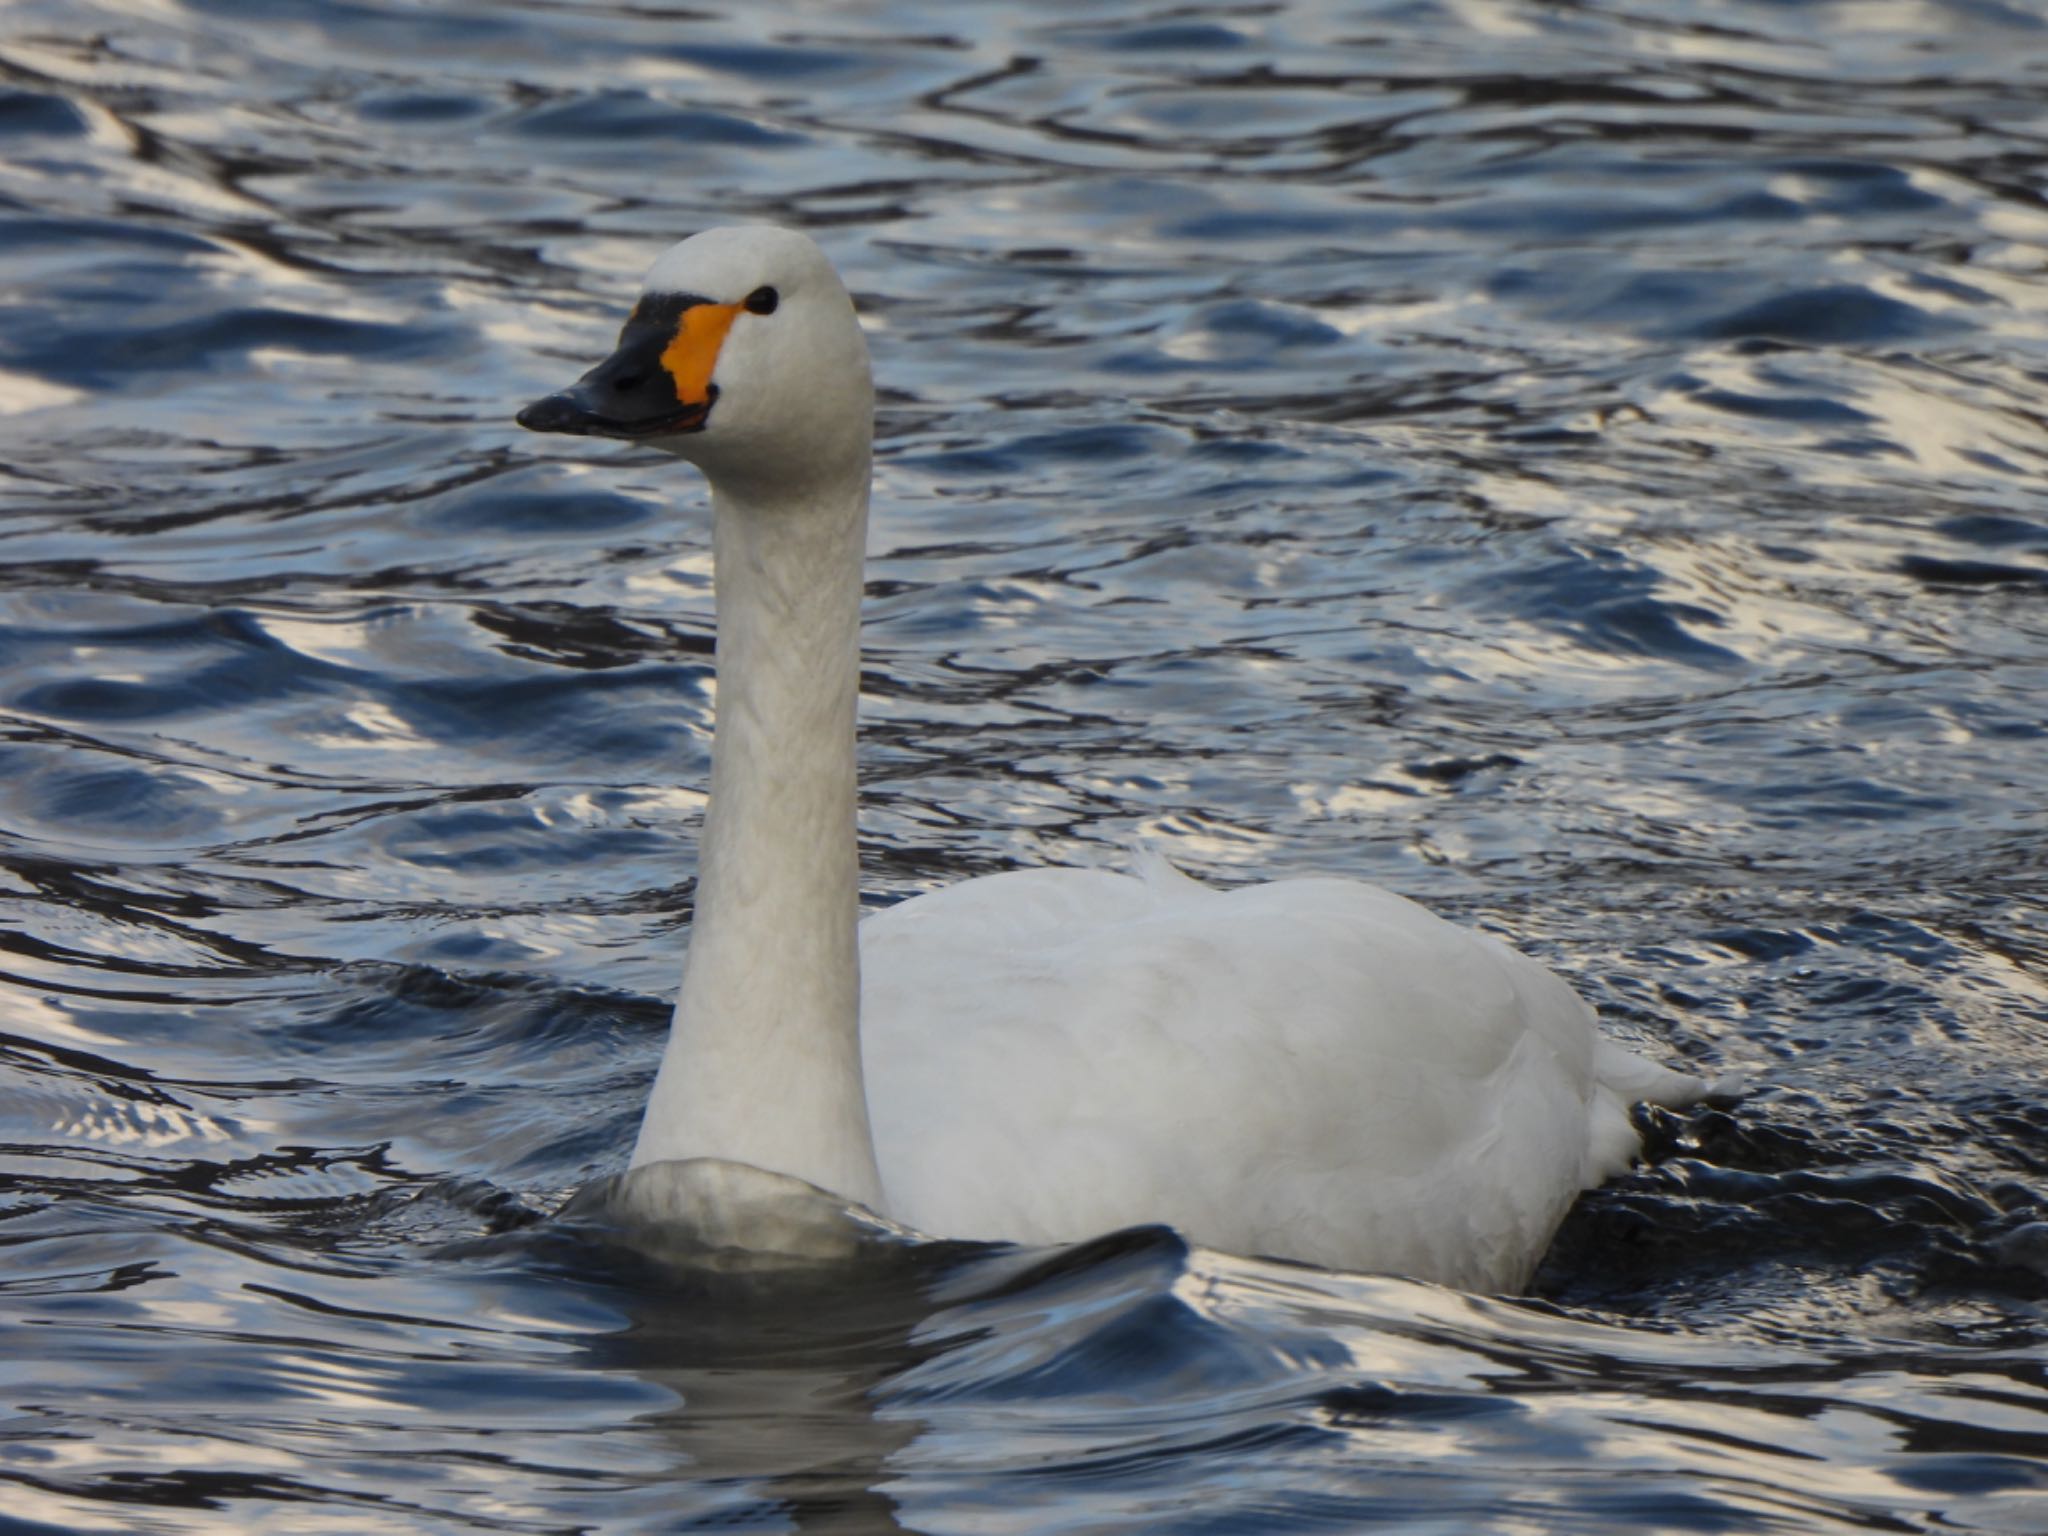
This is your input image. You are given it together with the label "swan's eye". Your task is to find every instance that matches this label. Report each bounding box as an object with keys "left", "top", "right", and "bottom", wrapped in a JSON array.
[{"left": 744, "top": 286, "right": 779, "bottom": 316}]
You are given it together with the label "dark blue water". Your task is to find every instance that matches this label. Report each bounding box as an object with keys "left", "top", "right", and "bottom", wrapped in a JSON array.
[{"left": 2, "top": 0, "right": 2046, "bottom": 1530}]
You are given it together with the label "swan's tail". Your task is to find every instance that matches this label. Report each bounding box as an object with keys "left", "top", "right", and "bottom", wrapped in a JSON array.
[
  {"left": 1597, "top": 1037, "right": 1722, "bottom": 1107},
  {"left": 1584, "top": 1038, "right": 1748, "bottom": 1184}
]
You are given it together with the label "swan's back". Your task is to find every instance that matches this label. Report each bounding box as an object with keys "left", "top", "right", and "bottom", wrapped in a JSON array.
[{"left": 860, "top": 860, "right": 1700, "bottom": 1292}]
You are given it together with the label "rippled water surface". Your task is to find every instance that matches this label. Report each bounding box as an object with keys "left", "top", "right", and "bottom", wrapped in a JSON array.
[{"left": 3, "top": 0, "right": 2047, "bottom": 1530}]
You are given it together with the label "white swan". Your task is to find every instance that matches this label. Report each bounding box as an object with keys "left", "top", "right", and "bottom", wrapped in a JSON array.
[{"left": 516, "top": 225, "right": 1714, "bottom": 1292}]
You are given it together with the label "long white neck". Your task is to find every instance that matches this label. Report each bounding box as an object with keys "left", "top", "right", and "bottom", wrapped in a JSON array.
[{"left": 629, "top": 462, "right": 881, "bottom": 1210}]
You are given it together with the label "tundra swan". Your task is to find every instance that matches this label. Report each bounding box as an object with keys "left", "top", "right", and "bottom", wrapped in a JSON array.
[{"left": 516, "top": 225, "right": 1712, "bottom": 1291}]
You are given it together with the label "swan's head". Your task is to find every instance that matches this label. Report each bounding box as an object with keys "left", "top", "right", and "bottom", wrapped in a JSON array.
[{"left": 516, "top": 225, "right": 872, "bottom": 487}]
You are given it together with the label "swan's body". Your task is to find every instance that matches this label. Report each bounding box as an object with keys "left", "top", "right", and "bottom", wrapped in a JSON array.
[{"left": 518, "top": 225, "right": 1712, "bottom": 1292}]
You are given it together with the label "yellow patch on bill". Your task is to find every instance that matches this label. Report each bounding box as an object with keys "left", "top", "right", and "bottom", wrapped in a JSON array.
[{"left": 661, "top": 302, "right": 743, "bottom": 405}]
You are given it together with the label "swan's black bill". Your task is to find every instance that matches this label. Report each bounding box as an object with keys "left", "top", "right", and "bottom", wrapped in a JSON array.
[
  {"left": 516, "top": 384, "right": 714, "bottom": 440},
  {"left": 516, "top": 289, "right": 721, "bottom": 440}
]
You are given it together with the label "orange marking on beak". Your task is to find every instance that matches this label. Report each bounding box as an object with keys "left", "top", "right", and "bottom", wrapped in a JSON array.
[{"left": 660, "top": 301, "right": 743, "bottom": 406}]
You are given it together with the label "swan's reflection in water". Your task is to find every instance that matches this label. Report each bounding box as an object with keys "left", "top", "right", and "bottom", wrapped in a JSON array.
[
  {"left": 518, "top": 1165, "right": 1365, "bottom": 1534},
  {"left": 517, "top": 1162, "right": 1343, "bottom": 1531},
  {"left": 535, "top": 1159, "right": 948, "bottom": 1533}
]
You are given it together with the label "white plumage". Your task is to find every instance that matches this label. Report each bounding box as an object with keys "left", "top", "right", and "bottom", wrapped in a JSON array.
[
  {"left": 863, "top": 858, "right": 1701, "bottom": 1290},
  {"left": 517, "top": 225, "right": 1713, "bottom": 1292}
]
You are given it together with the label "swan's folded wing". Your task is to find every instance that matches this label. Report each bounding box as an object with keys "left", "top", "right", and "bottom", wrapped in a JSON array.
[{"left": 857, "top": 865, "right": 1669, "bottom": 1290}]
